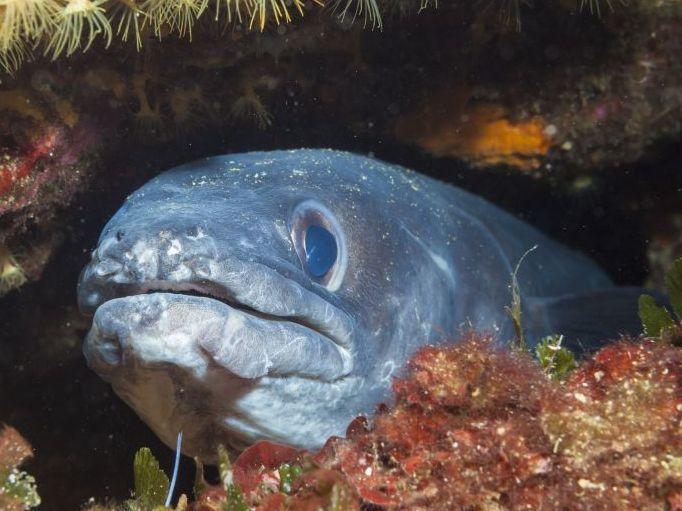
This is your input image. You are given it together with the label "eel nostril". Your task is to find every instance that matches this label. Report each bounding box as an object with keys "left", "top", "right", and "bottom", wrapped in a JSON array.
[
  {"left": 84, "top": 330, "right": 123, "bottom": 371},
  {"left": 98, "top": 335, "right": 123, "bottom": 366},
  {"left": 116, "top": 230, "right": 125, "bottom": 242}
]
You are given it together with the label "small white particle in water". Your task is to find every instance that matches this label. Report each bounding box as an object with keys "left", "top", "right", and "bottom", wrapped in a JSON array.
[
  {"left": 167, "top": 239, "right": 182, "bottom": 256},
  {"left": 544, "top": 124, "right": 558, "bottom": 137}
]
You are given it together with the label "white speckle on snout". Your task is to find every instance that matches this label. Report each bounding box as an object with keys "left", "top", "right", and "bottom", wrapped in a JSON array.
[
  {"left": 169, "top": 263, "right": 192, "bottom": 281},
  {"left": 131, "top": 240, "right": 159, "bottom": 276},
  {"left": 167, "top": 239, "right": 182, "bottom": 257}
]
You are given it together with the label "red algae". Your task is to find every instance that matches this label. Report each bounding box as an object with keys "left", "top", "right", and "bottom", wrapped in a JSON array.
[{"left": 192, "top": 334, "right": 681, "bottom": 510}]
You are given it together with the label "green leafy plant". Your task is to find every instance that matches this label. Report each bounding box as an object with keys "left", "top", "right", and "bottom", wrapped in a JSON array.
[
  {"left": 278, "top": 463, "right": 303, "bottom": 494},
  {"left": 0, "top": 426, "right": 40, "bottom": 511},
  {"left": 1, "top": 469, "right": 40, "bottom": 510},
  {"left": 638, "top": 257, "right": 682, "bottom": 343},
  {"left": 127, "top": 447, "right": 170, "bottom": 511},
  {"left": 535, "top": 334, "right": 577, "bottom": 380},
  {"left": 217, "top": 445, "right": 248, "bottom": 511}
]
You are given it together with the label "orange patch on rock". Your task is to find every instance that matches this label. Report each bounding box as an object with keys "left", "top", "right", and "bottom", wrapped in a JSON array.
[{"left": 395, "top": 89, "right": 551, "bottom": 171}]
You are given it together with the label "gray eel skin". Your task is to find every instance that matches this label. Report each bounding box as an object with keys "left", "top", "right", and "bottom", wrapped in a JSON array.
[{"left": 78, "top": 149, "right": 643, "bottom": 461}]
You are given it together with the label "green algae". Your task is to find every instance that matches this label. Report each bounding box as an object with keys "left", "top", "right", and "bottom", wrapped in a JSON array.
[{"left": 639, "top": 256, "right": 682, "bottom": 341}]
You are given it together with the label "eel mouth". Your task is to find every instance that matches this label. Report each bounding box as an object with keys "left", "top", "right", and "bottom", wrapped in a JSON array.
[{"left": 79, "top": 257, "right": 355, "bottom": 382}]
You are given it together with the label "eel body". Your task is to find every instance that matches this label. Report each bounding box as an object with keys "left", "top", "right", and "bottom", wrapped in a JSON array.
[{"left": 78, "top": 149, "right": 640, "bottom": 460}]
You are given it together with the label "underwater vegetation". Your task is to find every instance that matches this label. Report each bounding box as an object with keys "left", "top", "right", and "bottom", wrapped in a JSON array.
[
  {"left": 0, "top": 426, "right": 40, "bottom": 510},
  {"left": 0, "top": 245, "right": 26, "bottom": 295},
  {"left": 639, "top": 257, "right": 682, "bottom": 345}
]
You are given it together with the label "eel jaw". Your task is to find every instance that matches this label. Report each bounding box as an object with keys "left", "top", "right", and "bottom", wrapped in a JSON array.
[
  {"left": 82, "top": 292, "right": 358, "bottom": 460},
  {"left": 84, "top": 292, "right": 353, "bottom": 381}
]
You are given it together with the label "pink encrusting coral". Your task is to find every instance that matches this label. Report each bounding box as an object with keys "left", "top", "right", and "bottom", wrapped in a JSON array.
[
  {"left": 0, "top": 109, "right": 101, "bottom": 294},
  {"left": 189, "top": 334, "right": 681, "bottom": 510}
]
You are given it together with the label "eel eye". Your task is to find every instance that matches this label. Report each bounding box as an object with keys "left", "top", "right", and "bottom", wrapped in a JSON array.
[
  {"left": 304, "top": 225, "right": 337, "bottom": 278},
  {"left": 291, "top": 200, "right": 347, "bottom": 291}
]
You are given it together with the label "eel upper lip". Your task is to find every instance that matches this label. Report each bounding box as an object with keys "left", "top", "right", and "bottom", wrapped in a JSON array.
[{"left": 79, "top": 256, "right": 355, "bottom": 352}]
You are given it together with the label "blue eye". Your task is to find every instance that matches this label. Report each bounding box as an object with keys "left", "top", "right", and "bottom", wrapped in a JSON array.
[
  {"left": 304, "top": 225, "right": 337, "bottom": 278},
  {"left": 291, "top": 200, "right": 347, "bottom": 290}
]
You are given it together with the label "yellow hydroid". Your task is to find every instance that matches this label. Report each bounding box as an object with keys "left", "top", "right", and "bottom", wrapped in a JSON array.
[
  {"left": 0, "top": 246, "right": 26, "bottom": 295},
  {"left": 111, "top": 0, "right": 146, "bottom": 50},
  {"left": 0, "top": 0, "right": 384, "bottom": 72},
  {"left": 45, "top": 0, "right": 113, "bottom": 59},
  {"left": 141, "top": 0, "right": 209, "bottom": 39}
]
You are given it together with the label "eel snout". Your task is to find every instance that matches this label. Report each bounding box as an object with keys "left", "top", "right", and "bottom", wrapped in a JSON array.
[{"left": 84, "top": 293, "right": 352, "bottom": 381}]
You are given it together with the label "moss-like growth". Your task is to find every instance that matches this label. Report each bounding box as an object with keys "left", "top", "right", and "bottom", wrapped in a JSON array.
[
  {"left": 0, "top": 246, "right": 26, "bottom": 296},
  {"left": 535, "top": 334, "right": 577, "bottom": 380},
  {"left": 0, "top": 426, "right": 40, "bottom": 511},
  {"left": 638, "top": 256, "right": 682, "bottom": 344},
  {"left": 186, "top": 334, "right": 681, "bottom": 509},
  {"left": 129, "top": 447, "right": 170, "bottom": 511},
  {"left": 277, "top": 463, "right": 303, "bottom": 494},
  {"left": 218, "top": 444, "right": 249, "bottom": 511}
]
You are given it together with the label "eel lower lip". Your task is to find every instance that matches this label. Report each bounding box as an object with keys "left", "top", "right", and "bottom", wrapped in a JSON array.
[
  {"left": 84, "top": 292, "right": 353, "bottom": 381},
  {"left": 78, "top": 257, "right": 355, "bottom": 351}
]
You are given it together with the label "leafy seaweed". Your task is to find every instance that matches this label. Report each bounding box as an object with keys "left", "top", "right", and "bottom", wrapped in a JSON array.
[
  {"left": 665, "top": 258, "right": 682, "bottom": 319},
  {"left": 0, "top": 469, "right": 40, "bottom": 510},
  {"left": 638, "top": 295, "right": 675, "bottom": 337},
  {"left": 132, "top": 448, "right": 170, "bottom": 511},
  {"left": 217, "top": 445, "right": 248, "bottom": 511},
  {"left": 535, "top": 335, "right": 577, "bottom": 380},
  {"left": 638, "top": 257, "right": 682, "bottom": 341},
  {"left": 278, "top": 463, "right": 303, "bottom": 494},
  {"left": 0, "top": 426, "right": 39, "bottom": 511}
]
